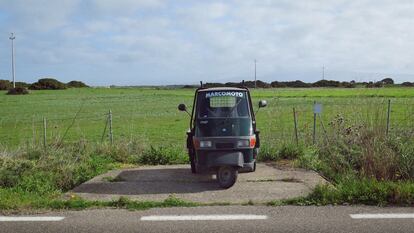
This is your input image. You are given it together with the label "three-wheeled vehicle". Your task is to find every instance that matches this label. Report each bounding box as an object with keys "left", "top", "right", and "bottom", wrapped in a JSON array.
[{"left": 178, "top": 84, "right": 267, "bottom": 188}]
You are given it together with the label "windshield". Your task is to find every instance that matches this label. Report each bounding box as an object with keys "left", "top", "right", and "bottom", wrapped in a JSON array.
[{"left": 197, "top": 90, "right": 250, "bottom": 118}]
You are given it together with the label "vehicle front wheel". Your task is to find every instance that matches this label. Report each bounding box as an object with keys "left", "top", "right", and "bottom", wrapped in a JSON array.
[{"left": 217, "top": 166, "right": 238, "bottom": 189}]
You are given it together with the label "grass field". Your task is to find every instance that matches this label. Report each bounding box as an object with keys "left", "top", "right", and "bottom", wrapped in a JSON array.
[
  {"left": 0, "top": 87, "right": 413, "bottom": 148},
  {"left": 0, "top": 87, "right": 413, "bottom": 210}
]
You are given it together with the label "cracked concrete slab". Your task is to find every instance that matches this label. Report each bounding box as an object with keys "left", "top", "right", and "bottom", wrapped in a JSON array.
[{"left": 68, "top": 163, "right": 327, "bottom": 204}]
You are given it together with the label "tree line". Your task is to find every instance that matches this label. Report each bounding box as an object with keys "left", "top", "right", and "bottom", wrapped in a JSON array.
[
  {"left": 0, "top": 78, "right": 89, "bottom": 91},
  {"left": 184, "top": 78, "right": 414, "bottom": 89}
]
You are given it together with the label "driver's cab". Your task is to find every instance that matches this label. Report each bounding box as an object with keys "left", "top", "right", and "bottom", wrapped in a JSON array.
[{"left": 194, "top": 88, "right": 254, "bottom": 138}]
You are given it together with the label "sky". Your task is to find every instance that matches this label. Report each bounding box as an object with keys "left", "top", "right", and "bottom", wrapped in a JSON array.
[{"left": 0, "top": 0, "right": 414, "bottom": 86}]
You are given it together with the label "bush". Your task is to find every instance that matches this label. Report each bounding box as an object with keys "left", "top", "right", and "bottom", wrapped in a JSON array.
[
  {"left": 279, "top": 143, "right": 304, "bottom": 159},
  {"left": 15, "top": 82, "right": 30, "bottom": 88},
  {"left": 312, "top": 79, "right": 342, "bottom": 88},
  {"left": 381, "top": 78, "right": 394, "bottom": 85},
  {"left": 7, "top": 87, "right": 29, "bottom": 95},
  {"left": 67, "top": 81, "right": 89, "bottom": 88},
  {"left": 138, "top": 146, "right": 187, "bottom": 165},
  {"left": 29, "top": 78, "right": 67, "bottom": 90},
  {"left": 401, "top": 82, "right": 414, "bottom": 87},
  {"left": 0, "top": 158, "right": 34, "bottom": 188},
  {"left": 257, "top": 144, "right": 280, "bottom": 161},
  {"left": 0, "top": 80, "right": 12, "bottom": 90}
]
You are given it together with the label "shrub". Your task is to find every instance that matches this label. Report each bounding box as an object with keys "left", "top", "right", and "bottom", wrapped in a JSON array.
[
  {"left": 381, "top": 78, "right": 394, "bottom": 85},
  {"left": 0, "top": 158, "right": 34, "bottom": 188},
  {"left": 279, "top": 143, "right": 304, "bottom": 159},
  {"left": 67, "top": 81, "right": 89, "bottom": 88},
  {"left": 138, "top": 146, "right": 187, "bottom": 165},
  {"left": 401, "top": 82, "right": 414, "bottom": 87},
  {"left": 0, "top": 80, "right": 12, "bottom": 90},
  {"left": 29, "top": 78, "right": 67, "bottom": 90},
  {"left": 7, "top": 87, "right": 29, "bottom": 95},
  {"left": 257, "top": 144, "right": 280, "bottom": 161},
  {"left": 15, "top": 82, "right": 30, "bottom": 88},
  {"left": 312, "top": 79, "right": 342, "bottom": 88}
]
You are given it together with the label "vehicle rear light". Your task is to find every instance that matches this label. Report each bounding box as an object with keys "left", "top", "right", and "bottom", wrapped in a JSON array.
[
  {"left": 193, "top": 138, "right": 212, "bottom": 149},
  {"left": 249, "top": 136, "right": 256, "bottom": 148},
  {"left": 200, "top": 140, "right": 212, "bottom": 148},
  {"left": 237, "top": 140, "right": 250, "bottom": 147}
]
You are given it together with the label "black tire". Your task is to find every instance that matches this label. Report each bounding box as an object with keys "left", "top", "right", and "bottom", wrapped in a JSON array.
[
  {"left": 253, "top": 161, "right": 256, "bottom": 172},
  {"left": 217, "top": 166, "right": 238, "bottom": 189}
]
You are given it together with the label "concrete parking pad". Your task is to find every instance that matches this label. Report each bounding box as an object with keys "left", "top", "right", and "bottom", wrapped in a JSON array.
[{"left": 69, "top": 163, "right": 327, "bottom": 204}]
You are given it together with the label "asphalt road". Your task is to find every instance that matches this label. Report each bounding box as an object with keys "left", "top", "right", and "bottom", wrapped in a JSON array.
[{"left": 1, "top": 206, "right": 413, "bottom": 233}]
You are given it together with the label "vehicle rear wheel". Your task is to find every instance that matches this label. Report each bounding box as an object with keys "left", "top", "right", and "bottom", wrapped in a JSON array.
[{"left": 217, "top": 166, "right": 238, "bottom": 189}]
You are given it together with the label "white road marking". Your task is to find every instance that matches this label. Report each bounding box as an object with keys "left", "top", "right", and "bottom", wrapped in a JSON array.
[
  {"left": 0, "top": 216, "right": 65, "bottom": 222},
  {"left": 140, "top": 214, "right": 268, "bottom": 221},
  {"left": 350, "top": 214, "right": 414, "bottom": 219}
]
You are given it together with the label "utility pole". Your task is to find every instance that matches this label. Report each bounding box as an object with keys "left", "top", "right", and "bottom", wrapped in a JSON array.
[
  {"left": 254, "top": 59, "right": 257, "bottom": 88},
  {"left": 322, "top": 66, "right": 325, "bottom": 80},
  {"left": 9, "top": 33, "right": 16, "bottom": 88}
]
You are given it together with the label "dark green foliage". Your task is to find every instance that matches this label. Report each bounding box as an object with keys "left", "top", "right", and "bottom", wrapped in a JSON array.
[
  {"left": 366, "top": 81, "right": 383, "bottom": 88},
  {"left": 401, "top": 82, "right": 414, "bottom": 87},
  {"left": 29, "top": 78, "right": 67, "bottom": 90},
  {"left": 67, "top": 81, "right": 89, "bottom": 88},
  {"left": 285, "top": 178, "right": 414, "bottom": 206},
  {"left": 6, "top": 87, "right": 29, "bottom": 95},
  {"left": 279, "top": 143, "right": 304, "bottom": 159},
  {"left": 15, "top": 82, "right": 30, "bottom": 88},
  {"left": 381, "top": 78, "right": 394, "bottom": 85},
  {"left": 0, "top": 158, "right": 34, "bottom": 187},
  {"left": 0, "top": 80, "right": 12, "bottom": 90},
  {"left": 138, "top": 146, "right": 188, "bottom": 165}
]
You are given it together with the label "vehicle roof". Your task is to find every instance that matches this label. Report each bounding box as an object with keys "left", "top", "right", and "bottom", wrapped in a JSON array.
[{"left": 197, "top": 87, "right": 248, "bottom": 92}]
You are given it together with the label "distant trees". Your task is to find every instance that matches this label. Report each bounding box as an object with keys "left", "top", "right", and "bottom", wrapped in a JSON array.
[
  {"left": 402, "top": 82, "right": 414, "bottom": 87},
  {"left": 29, "top": 78, "right": 67, "bottom": 90},
  {"left": 67, "top": 81, "right": 89, "bottom": 88},
  {"left": 381, "top": 78, "right": 394, "bottom": 85},
  {"left": 196, "top": 78, "right": 411, "bottom": 89},
  {"left": 0, "top": 80, "right": 12, "bottom": 90}
]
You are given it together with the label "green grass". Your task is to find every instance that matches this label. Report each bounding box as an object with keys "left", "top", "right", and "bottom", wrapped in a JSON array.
[
  {"left": 0, "top": 87, "right": 413, "bottom": 210},
  {"left": 0, "top": 87, "right": 413, "bottom": 148}
]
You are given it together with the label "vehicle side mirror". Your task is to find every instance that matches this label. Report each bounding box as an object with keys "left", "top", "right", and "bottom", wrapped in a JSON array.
[
  {"left": 178, "top": 103, "right": 191, "bottom": 117},
  {"left": 259, "top": 100, "right": 267, "bottom": 108},
  {"left": 178, "top": 103, "right": 187, "bottom": 111}
]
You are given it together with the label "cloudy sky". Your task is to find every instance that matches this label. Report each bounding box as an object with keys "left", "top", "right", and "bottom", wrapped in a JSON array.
[{"left": 0, "top": 0, "right": 413, "bottom": 86}]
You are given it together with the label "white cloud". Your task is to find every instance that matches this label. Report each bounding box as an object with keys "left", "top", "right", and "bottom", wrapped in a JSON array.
[{"left": 1, "top": 0, "right": 414, "bottom": 84}]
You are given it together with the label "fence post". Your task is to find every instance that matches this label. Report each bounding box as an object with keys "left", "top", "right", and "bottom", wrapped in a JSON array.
[
  {"left": 293, "top": 107, "right": 299, "bottom": 146},
  {"left": 101, "top": 114, "right": 109, "bottom": 143},
  {"left": 386, "top": 99, "right": 391, "bottom": 136},
  {"left": 43, "top": 117, "right": 47, "bottom": 149},
  {"left": 313, "top": 101, "right": 317, "bottom": 145},
  {"left": 109, "top": 110, "right": 113, "bottom": 144}
]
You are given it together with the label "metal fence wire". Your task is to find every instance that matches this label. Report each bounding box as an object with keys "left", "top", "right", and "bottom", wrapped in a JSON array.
[{"left": 0, "top": 99, "right": 413, "bottom": 148}]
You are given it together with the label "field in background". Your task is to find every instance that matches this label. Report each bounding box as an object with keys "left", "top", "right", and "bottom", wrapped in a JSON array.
[{"left": 0, "top": 87, "right": 413, "bottom": 149}]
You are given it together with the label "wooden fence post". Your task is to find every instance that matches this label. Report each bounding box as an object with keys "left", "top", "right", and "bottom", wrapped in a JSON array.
[
  {"left": 43, "top": 117, "right": 47, "bottom": 149},
  {"left": 293, "top": 107, "right": 299, "bottom": 146},
  {"left": 313, "top": 101, "right": 317, "bottom": 145},
  {"left": 386, "top": 99, "right": 391, "bottom": 136},
  {"left": 109, "top": 110, "right": 113, "bottom": 144}
]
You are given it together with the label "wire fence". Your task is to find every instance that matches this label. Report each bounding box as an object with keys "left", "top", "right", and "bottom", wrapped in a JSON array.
[{"left": 0, "top": 98, "right": 413, "bottom": 148}]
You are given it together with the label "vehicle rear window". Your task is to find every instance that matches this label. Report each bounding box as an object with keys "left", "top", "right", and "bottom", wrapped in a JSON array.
[{"left": 197, "top": 91, "right": 249, "bottom": 118}]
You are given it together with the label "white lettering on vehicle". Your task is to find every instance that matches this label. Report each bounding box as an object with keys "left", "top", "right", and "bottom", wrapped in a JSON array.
[{"left": 205, "top": 92, "right": 244, "bottom": 98}]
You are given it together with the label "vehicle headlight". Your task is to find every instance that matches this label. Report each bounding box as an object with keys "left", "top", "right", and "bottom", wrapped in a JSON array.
[{"left": 199, "top": 140, "right": 212, "bottom": 148}]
